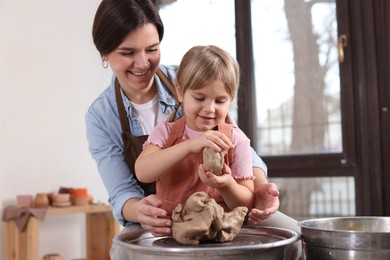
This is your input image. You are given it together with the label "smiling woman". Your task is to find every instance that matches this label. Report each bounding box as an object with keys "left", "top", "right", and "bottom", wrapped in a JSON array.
[{"left": 101, "top": 24, "right": 161, "bottom": 104}]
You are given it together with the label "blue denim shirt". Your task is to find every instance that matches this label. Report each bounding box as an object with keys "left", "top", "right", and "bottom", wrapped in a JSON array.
[{"left": 85, "top": 64, "right": 268, "bottom": 226}]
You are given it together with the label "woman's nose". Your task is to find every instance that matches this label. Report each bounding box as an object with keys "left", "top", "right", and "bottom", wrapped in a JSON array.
[{"left": 134, "top": 52, "right": 150, "bottom": 69}]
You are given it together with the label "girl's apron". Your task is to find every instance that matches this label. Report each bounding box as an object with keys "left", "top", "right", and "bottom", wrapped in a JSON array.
[{"left": 156, "top": 117, "right": 234, "bottom": 215}]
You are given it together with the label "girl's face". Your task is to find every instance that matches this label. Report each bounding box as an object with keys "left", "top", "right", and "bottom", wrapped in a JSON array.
[
  {"left": 104, "top": 23, "right": 161, "bottom": 103},
  {"left": 178, "top": 79, "right": 232, "bottom": 132}
]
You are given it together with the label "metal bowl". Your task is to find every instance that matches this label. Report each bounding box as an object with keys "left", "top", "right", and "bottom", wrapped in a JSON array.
[
  {"left": 113, "top": 224, "right": 300, "bottom": 259},
  {"left": 298, "top": 216, "right": 390, "bottom": 260}
]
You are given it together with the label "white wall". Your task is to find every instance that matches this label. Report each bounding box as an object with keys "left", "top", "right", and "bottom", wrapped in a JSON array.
[{"left": 0, "top": 1, "right": 113, "bottom": 259}]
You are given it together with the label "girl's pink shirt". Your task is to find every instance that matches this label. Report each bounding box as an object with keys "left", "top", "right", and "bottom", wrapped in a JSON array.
[{"left": 144, "top": 121, "right": 254, "bottom": 180}]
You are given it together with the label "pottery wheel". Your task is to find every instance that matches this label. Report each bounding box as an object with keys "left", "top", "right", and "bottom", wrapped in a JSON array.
[
  {"left": 115, "top": 225, "right": 299, "bottom": 255},
  {"left": 152, "top": 234, "right": 263, "bottom": 248}
]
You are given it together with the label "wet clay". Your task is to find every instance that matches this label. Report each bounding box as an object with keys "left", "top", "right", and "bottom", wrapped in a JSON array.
[
  {"left": 172, "top": 191, "right": 248, "bottom": 245},
  {"left": 202, "top": 147, "right": 225, "bottom": 175}
]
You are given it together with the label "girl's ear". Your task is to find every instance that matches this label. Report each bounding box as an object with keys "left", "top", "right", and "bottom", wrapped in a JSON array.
[{"left": 176, "top": 84, "right": 184, "bottom": 102}]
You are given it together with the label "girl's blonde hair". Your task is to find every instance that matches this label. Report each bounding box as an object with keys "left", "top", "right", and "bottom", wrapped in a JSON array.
[{"left": 176, "top": 45, "right": 240, "bottom": 99}]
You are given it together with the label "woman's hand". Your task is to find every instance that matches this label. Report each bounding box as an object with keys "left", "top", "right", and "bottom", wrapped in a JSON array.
[
  {"left": 247, "top": 182, "right": 280, "bottom": 223},
  {"left": 134, "top": 195, "right": 172, "bottom": 236}
]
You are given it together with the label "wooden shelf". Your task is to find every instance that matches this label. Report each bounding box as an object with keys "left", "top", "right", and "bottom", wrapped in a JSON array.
[
  {"left": 46, "top": 204, "right": 113, "bottom": 216},
  {"left": 3, "top": 204, "right": 120, "bottom": 260}
]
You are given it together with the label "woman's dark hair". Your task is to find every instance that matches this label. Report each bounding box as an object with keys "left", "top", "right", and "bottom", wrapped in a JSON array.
[{"left": 92, "top": 0, "right": 164, "bottom": 55}]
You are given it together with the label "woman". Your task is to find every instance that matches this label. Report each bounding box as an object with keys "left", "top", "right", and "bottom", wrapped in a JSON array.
[{"left": 85, "top": 0, "right": 301, "bottom": 259}]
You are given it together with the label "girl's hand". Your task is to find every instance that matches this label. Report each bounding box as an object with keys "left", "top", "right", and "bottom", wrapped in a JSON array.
[
  {"left": 198, "top": 163, "right": 233, "bottom": 188},
  {"left": 188, "top": 130, "right": 232, "bottom": 154}
]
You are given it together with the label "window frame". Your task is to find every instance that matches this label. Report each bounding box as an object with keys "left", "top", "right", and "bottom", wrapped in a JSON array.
[
  {"left": 235, "top": 0, "right": 387, "bottom": 216},
  {"left": 235, "top": 0, "right": 356, "bottom": 177}
]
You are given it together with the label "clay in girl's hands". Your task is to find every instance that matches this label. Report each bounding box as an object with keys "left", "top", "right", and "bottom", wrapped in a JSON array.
[{"left": 202, "top": 147, "right": 225, "bottom": 175}]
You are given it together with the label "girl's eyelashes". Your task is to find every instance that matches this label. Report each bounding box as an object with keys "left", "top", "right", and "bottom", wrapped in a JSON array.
[
  {"left": 191, "top": 95, "right": 229, "bottom": 104},
  {"left": 193, "top": 95, "right": 205, "bottom": 101},
  {"left": 216, "top": 99, "right": 227, "bottom": 104}
]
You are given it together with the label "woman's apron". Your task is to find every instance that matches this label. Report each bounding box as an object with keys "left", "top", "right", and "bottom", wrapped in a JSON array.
[{"left": 114, "top": 80, "right": 156, "bottom": 196}]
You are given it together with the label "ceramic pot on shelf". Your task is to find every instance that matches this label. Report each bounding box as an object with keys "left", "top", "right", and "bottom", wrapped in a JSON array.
[{"left": 34, "top": 193, "right": 49, "bottom": 208}]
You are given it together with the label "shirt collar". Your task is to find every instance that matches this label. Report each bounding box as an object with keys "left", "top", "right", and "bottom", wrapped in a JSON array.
[
  {"left": 155, "top": 74, "right": 177, "bottom": 107},
  {"left": 110, "top": 74, "right": 178, "bottom": 118}
]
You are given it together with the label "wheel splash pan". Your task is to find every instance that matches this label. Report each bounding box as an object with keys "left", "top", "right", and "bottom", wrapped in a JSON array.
[{"left": 113, "top": 224, "right": 300, "bottom": 259}]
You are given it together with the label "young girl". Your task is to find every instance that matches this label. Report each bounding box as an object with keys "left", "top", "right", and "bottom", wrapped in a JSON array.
[{"left": 135, "top": 45, "right": 255, "bottom": 215}]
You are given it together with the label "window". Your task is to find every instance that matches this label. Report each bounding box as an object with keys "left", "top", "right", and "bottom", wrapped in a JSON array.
[
  {"left": 157, "top": 0, "right": 389, "bottom": 218},
  {"left": 159, "top": 0, "right": 236, "bottom": 65},
  {"left": 158, "top": 0, "right": 239, "bottom": 120},
  {"left": 247, "top": 0, "right": 355, "bottom": 219},
  {"left": 252, "top": 0, "right": 342, "bottom": 156}
]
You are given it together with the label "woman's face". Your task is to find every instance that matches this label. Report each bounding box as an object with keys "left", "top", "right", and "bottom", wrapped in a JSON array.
[
  {"left": 178, "top": 79, "right": 232, "bottom": 132},
  {"left": 104, "top": 23, "right": 161, "bottom": 103}
]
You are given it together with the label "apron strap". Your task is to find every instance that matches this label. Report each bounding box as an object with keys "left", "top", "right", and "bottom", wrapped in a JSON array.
[
  {"left": 114, "top": 79, "right": 131, "bottom": 134},
  {"left": 166, "top": 117, "right": 187, "bottom": 148},
  {"left": 156, "top": 68, "right": 177, "bottom": 100}
]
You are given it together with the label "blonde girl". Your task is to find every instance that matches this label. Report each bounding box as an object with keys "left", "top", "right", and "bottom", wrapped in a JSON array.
[{"left": 135, "top": 45, "right": 254, "bottom": 215}]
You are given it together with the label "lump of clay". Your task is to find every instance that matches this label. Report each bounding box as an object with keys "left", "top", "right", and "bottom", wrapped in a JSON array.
[
  {"left": 202, "top": 147, "right": 225, "bottom": 175},
  {"left": 171, "top": 191, "right": 248, "bottom": 245}
]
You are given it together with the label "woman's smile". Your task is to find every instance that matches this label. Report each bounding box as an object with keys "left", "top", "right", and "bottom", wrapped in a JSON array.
[{"left": 129, "top": 69, "right": 149, "bottom": 76}]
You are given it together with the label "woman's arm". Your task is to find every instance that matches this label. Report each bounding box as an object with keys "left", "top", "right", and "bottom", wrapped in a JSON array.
[
  {"left": 86, "top": 108, "right": 145, "bottom": 225},
  {"left": 86, "top": 112, "right": 173, "bottom": 235}
]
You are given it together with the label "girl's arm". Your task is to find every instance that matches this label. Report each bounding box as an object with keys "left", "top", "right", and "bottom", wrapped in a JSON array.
[
  {"left": 219, "top": 178, "right": 254, "bottom": 210},
  {"left": 135, "top": 141, "right": 194, "bottom": 183},
  {"left": 199, "top": 165, "right": 254, "bottom": 210},
  {"left": 135, "top": 130, "right": 233, "bottom": 183}
]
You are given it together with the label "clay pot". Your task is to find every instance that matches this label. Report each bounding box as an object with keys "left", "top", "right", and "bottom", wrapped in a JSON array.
[
  {"left": 34, "top": 193, "right": 49, "bottom": 208},
  {"left": 72, "top": 188, "right": 89, "bottom": 206},
  {"left": 50, "top": 193, "right": 72, "bottom": 207},
  {"left": 42, "top": 253, "right": 63, "bottom": 260},
  {"left": 16, "top": 194, "right": 33, "bottom": 208},
  {"left": 51, "top": 193, "right": 70, "bottom": 203}
]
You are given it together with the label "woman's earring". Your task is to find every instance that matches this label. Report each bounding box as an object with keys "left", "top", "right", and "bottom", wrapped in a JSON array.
[{"left": 102, "top": 59, "right": 109, "bottom": 69}]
